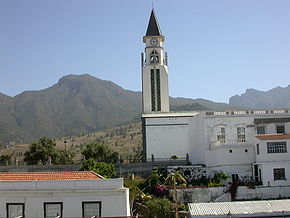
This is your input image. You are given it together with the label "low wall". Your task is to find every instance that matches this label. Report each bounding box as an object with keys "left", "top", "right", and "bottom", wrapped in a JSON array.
[
  {"left": 0, "top": 164, "right": 81, "bottom": 172},
  {"left": 116, "top": 160, "right": 190, "bottom": 177},
  {"left": 169, "top": 186, "right": 230, "bottom": 203},
  {"left": 237, "top": 185, "right": 290, "bottom": 200}
]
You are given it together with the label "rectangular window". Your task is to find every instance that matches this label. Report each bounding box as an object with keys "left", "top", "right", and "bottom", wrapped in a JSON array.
[
  {"left": 273, "top": 168, "right": 285, "bottom": 180},
  {"left": 150, "top": 69, "right": 155, "bottom": 111},
  {"left": 7, "top": 203, "right": 25, "bottom": 218},
  {"left": 276, "top": 124, "right": 285, "bottom": 134},
  {"left": 44, "top": 202, "right": 63, "bottom": 218},
  {"left": 267, "top": 141, "right": 287, "bottom": 153},
  {"left": 156, "top": 69, "right": 161, "bottom": 111},
  {"left": 217, "top": 127, "right": 226, "bottom": 143},
  {"left": 257, "top": 125, "right": 266, "bottom": 134},
  {"left": 237, "top": 127, "right": 246, "bottom": 142},
  {"left": 256, "top": 143, "right": 260, "bottom": 154},
  {"left": 82, "top": 201, "right": 101, "bottom": 218}
]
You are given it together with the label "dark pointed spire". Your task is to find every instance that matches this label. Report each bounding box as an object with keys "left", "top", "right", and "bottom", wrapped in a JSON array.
[{"left": 145, "top": 9, "right": 162, "bottom": 36}]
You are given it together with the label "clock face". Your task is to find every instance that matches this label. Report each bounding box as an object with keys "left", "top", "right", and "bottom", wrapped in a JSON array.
[{"left": 150, "top": 38, "right": 158, "bottom": 46}]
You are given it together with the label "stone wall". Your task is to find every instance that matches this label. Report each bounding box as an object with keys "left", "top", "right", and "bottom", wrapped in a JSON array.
[
  {"left": 237, "top": 185, "right": 290, "bottom": 200},
  {"left": 169, "top": 186, "right": 230, "bottom": 203}
]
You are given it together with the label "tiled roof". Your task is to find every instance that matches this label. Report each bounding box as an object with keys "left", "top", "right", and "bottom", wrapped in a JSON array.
[
  {"left": 256, "top": 134, "right": 290, "bottom": 140},
  {"left": 189, "top": 199, "right": 290, "bottom": 216},
  {"left": 0, "top": 171, "right": 103, "bottom": 181}
]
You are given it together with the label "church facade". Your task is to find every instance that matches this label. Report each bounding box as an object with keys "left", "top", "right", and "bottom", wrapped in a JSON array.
[{"left": 141, "top": 10, "right": 290, "bottom": 187}]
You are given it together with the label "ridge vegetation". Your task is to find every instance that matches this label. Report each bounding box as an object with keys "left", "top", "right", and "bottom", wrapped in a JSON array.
[{"left": 0, "top": 74, "right": 238, "bottom": 146}]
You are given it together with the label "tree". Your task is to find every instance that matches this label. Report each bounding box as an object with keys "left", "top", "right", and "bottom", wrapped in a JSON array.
[
  {"left": 53, "top": 149, "right": 75, "bottom": 165},
  {"left": 164, "top": 172, "right": 187, "bottom": 218},
  {"left": 164, "top": 171, "right": 187, "bottom": 187},
  {"left": 80, "top": 158, "right": 115, "bottom": 178},
  {"left": 81, "top": 142, "right": 118, "bottom": 163},
  {"left": 24, "top": 137, "right": 56, "bottom": 165},
  {"left": 142, "top": 170, "right": 165, "bottom": 194},
  {"left": 144, "top": 198, "right": 173, "bottom": 218},
  {"left": 124, "top": 175, "right": 146, "bottom": 215},
  {"left": 0, "top": 155, "right": 11, "bottom": 166}
]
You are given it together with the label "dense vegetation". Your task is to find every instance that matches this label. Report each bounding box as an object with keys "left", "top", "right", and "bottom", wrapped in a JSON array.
[{"left": 124, "top": 169, "right": 229, "bottom": 218}]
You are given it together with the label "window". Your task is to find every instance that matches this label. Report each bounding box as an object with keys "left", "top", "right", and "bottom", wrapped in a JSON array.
[
  {"left": 257, "top": 125, "right": 266, "bottom": 134},
  {"left": 217, "top": 127, "right": 226, "bottom": 143},
  {"left": 245, "top": 149, "right": 248, "bottom": 152},
  {"left": 276, "top": 124, "right": 285, "bottom": 134},
  {"left": 150, "top": 69, "right": 155, "bottom": 111},
  {"left": 229, "top": 150, "right": 232, "bottom": 153},
  {"left": 150, "top": 69, "right": 161, "bottom": 111},
  {"left": 7, "top": 203, "right": 25, "bottom": 218},
  {"left": 256, "top": 143, "right": 260, "bottom": 154},
  {"left": 237, "top": 127, "right": 246, "bottom": 142},
  {"left": 156, "top": 69, "right": 161, "bottom": 111},
  {"left": 273, "top": 168, "right": 285, "bottom": 180},
  {"left": 44, "top": 202, "right": 63, "bottom": 218},
  {"left": 267, "top": 142, "right": 287, "bottom": 153},
  {"left": 150, "top": 50, "right": 159, "bottom": 63},
  {"left": 82, "top": 202, "right": 101, "bottom": 218}
]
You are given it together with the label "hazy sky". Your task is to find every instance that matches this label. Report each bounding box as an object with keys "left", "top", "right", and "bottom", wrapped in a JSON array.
[{"left": 1, "top": 0, "right": 290, "bottom": 103}]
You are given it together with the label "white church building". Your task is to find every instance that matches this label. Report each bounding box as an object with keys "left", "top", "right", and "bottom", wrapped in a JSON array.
[{"left": 141, "top": 9, "right": 290, "bottom": 187}]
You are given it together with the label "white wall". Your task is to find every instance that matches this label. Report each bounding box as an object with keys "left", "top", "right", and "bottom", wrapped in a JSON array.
[
  {"left": 145, "top": 116, "right": 192, "bottom": 159},
  {"left": 259, "top": 162, "right": 290, "bottom": 186},
  {"left": 260, "top": 122, "right": 290, "bottom": 134},
  {"left": 237, "top": 185, "right": 290, "bottom": 200},
  {"left": 197, "top": 114, "right": 256, "bottom": 179},
  {"left": 0, "top": 179, "right": 130, "bottom": 218},
  {"left": 255, "top": 139, "right": 290, "bottom": 163},
  {"left": 188, "top": 113, "right": 207, "bottom": 164}
]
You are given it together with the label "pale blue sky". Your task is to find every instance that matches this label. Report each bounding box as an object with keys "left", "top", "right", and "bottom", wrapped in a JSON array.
[{"left": 1, "top": 0, "right": 290, "bottom": 103}]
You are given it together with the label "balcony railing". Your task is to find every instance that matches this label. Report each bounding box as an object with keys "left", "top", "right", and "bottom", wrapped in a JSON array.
[
  {"left": 205, "top": 109, "right": 289, "bottom": 117},
  {"left": 209, "top": 139, "right": 253, "bottom": 149}
]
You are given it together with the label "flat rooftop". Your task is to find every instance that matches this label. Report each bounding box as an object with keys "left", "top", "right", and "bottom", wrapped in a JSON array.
[{"left": 189, "top": 199, "right": 290, "bottom": 217}]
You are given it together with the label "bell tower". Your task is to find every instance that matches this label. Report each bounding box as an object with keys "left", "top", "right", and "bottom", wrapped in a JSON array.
[{"left": 141, "top": 9, "right": 170, "bottom": 113}]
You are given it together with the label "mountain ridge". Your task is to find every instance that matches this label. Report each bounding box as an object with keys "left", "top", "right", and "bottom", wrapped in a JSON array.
[
  {"left": 0, "top": 74, "right": 238, "bottom": 145},
  {"left": 229, "top": 85, "right": 290, "bottom": 109}
]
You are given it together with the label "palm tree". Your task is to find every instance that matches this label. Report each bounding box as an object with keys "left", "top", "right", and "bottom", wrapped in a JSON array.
[{"left": 164, "top": 172, "right": 187, "bottom": 218}]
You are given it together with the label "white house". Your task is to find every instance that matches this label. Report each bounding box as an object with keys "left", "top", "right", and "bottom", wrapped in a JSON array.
[
  {"left": 0, "top": 171, "right": 130, "bottom": 218},
  {"left": 141, "top": 10, "right": 290, "bottom": 187}
]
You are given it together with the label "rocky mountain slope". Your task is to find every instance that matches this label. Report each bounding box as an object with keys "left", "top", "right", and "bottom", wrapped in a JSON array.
[
  {"left": 0, "top": 74, "right": 237, "bottom": 145},
  {"left": 229, "top": 86, "right": 290, "bottom": 109}
]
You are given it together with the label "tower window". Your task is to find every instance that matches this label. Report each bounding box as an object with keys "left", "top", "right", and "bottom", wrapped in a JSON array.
[
  {"left": 150, "top": 50, "right": 159, "bottom": 63},
  {"left": 156, "top": 69, "right": 161, "bottom": 111},
  {"left": 150, "top": 69, "right": 155, "bottom": 111},
  {"left": 150, "top": 69, "right": 161, "bottom": 111}
]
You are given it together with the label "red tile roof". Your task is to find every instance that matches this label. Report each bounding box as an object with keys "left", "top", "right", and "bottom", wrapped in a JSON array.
[
  {"left": 0, "top": 171, "right": 103, "bottom": 181},
  {"left": 256, "top": 134, "right": 290, "bottom": 140}
]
